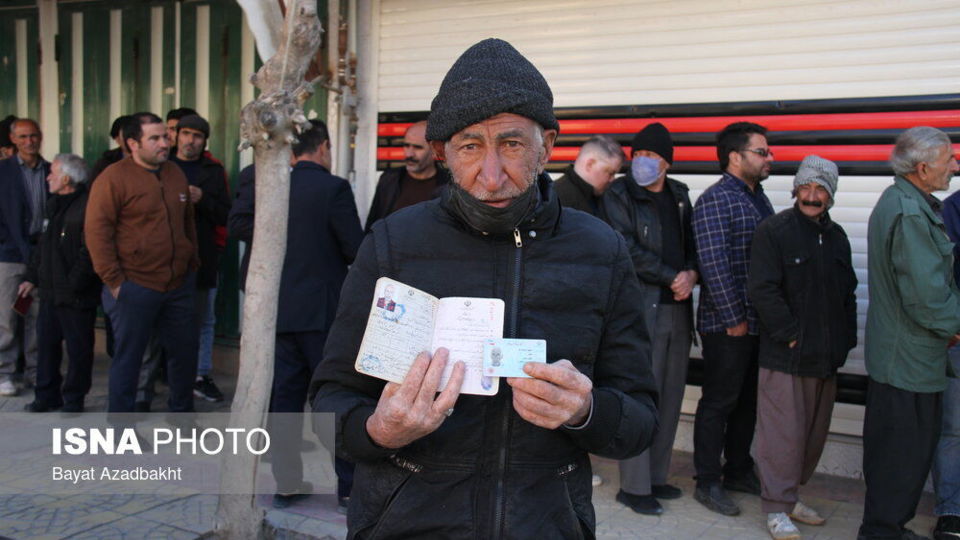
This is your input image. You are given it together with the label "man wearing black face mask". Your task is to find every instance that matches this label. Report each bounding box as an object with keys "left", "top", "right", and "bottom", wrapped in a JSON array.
[
  {"left": 747, "top": 155, "right": 857, "bottom": 538},
  {"left": 604, "top": 122, "right": 698, "bottom": 515},
  {"left": 311, "top": 38, "right": 658, "bottom": 538}
]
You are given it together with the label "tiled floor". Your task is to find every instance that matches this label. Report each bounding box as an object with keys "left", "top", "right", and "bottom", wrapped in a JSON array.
[{"left": 0, "top": 332, "right": 938, "bottom": 539}]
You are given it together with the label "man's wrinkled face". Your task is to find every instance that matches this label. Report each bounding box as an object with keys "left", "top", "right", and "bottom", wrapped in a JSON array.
[
  {"left": 176, "top": 127, "right": 206, "bottom": 161},
  {"left": 433, "top": 113, "right": 557, "bottom": 208},
  {"left": 795, "top": 182, "right": 830, "bottom": 219},
  {"left": 46, "top": 160, "right": 70, "bottom": 195},
  {"left": 916, "top": 144, "right": 959, "bottom": 193},
  {"left": 402, "top": 123, "right": 434, "bottom": 177},
  {"left": 166, "top": 119, "right": 178, "bottom": 145},
  {"left": 129, "top": 122, "right": 170, "bottom": 169},
  {"left": 12, "top": 121, "right": 42, "bottom": 159}
]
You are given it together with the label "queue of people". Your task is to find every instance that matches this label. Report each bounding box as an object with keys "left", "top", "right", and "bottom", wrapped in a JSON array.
[{"left": 0, "top": 36, "right": 957, "bottom": 540}]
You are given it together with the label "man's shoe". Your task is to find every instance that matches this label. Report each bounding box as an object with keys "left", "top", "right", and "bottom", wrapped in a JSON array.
[
  {"left": 616, "top": 490, "right": 663, "bottom": 515},
  {"left": 723, "top": 469, "right": 761, "bottom": 495},
  {"left": 651, "top": 483, "right": 683, "bottom": 500},
  {"left": 902, "top": 529, "right": 931, "bottom": 540},
  {"left": 790, "top": 500, "right": 825, "bottom": 526},
  {"left": 62, "top": 402, "right": 84, "bottom": 413},
  {"left": 194, "top": 376, "right": 225, "bottom": 402},
  {"left": 273, "top": 481, "right": 313, "bottom": 509},
  {"left": 767, "top": 512, "right": 801, "bottom": 540},
  {"left": 934, "top": 515, "right": 960, "bottom": 540},
  {"left": 134, "top": 401, "right": 151, "bottom": 413},
  {"left": 0, "top": 379, "right": 18, "bottom": 396},
  {"left": 24, "top": 400, "right": 60, "bottom": 412},
  {"left": 694, "top": 484, "right": 740, "bottom": 516},
  {"left": 337, "top": 496, "right": 350, "bottom": 515}
]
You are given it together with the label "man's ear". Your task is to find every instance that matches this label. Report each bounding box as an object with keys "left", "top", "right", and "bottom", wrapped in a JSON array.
[
  {"left": 540, "top": 129, "right": 558, "bottom": 169},
  {"left": 430, "top": 140, "right": 446, "bottom": 161}
]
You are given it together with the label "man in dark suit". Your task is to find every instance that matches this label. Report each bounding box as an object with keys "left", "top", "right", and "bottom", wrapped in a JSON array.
[
  {"left": 0, "top": 118, "right": 50, "bottom": 396},
  {"left": 228, "top": 120, "right": 364, "bottom": 509}
]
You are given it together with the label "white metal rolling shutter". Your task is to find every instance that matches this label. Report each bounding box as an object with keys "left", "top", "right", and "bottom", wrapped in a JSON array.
[{"left": 372, "top": 0, "right": 960, "bottom": 378}]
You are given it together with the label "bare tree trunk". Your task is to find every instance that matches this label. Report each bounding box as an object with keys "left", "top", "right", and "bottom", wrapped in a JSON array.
[{"left": 216, "top": 1, "right": 322, "bottom": 537}]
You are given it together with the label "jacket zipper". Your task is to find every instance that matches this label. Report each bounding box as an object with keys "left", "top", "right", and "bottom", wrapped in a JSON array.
[{"left": 493, "top": 227, "right": 524, "bottom": 539}]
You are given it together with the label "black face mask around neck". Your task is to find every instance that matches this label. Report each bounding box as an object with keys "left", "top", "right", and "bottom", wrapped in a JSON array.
[{"left": 448, "top": 179, "right": 541, "bottom": 235}]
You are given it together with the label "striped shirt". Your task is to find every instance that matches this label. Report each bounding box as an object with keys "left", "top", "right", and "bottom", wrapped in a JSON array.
[
  {"left": 692, "top": 173, "right": 774, "bottom": 334},
  {"left": 17, "top": 155, "right": 48, "bottom": 236}
]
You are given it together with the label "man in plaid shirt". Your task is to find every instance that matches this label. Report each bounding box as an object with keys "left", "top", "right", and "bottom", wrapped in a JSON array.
[{"left": 691, "top": 122, "right": 775, "bottom": 516}]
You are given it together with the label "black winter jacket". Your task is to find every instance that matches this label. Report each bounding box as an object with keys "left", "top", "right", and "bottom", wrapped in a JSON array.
[
  {"left": 173, "top": 155, "right": 231, "bottom": 288},
  {"left": 747, "top": 206, "right": 858, "bottom": 378},
  {"left": 25, "top": 185, "right": 100, "bottom": 308},
  {"left": 554, "top": 165, "right": 604, "bottom": 217},
  {"left": 603, "top": 175, "right": 697, "bottom": 336},
  {"left": 363, "top": 166, "right": 450, "bottom": 233},
  {"left": 312, "top": 175, "right": 658, "bottom": 539}
]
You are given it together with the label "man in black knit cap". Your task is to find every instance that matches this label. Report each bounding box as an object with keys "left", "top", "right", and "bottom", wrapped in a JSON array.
[{"left": 312, "top": 38, "right": 657, "bottom": 538}]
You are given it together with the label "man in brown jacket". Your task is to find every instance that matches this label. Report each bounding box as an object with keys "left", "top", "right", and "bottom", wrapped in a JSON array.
[{"left": 85, "top": 111, "right": 200, "bottom": 413}]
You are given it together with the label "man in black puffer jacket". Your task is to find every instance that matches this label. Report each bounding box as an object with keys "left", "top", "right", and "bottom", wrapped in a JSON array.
[
  {"left": 21, "top": 154, "right": 101, "bottom": 412},
  {"left": 747, "top": 155, "right": 857, "bottom": 537},
  {"left": 312, "top": 38, "right": 658, "bottom": 540}
]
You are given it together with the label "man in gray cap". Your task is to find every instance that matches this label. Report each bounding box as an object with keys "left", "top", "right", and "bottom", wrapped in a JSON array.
[
  {"left": 312, "top": 38, "right": 657, "bottom": 538},
  {"left": 747, "top": 155, "right": 857, "bottom": 539}
]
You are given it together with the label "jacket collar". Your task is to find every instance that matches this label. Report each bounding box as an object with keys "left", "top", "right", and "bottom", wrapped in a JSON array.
[
  {"left": 293, "top": 160, "right": 331, "bottom": 175},
  {"left": 789, "top": 204, "right": 835, "bottom": 232},
  {"left": 720, "top": 172, "right": 765, "bottom": 196},
  {"left": 894, "top": 175, "right": 942, "bottom": 215},
  {"left": 561, "top": 165, "right": 596, "bottom": 201},
  {"left": 623, "top": 172, "right": 682, "bottom": 202}
]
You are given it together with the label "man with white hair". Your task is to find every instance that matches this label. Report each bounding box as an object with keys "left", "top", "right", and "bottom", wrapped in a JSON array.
[
  {"left": 554, "top": 134, "right": 624, "bottom": 216},
  {"left": 748, "top": 155, "right": 858, "bottom": 538},
  {"left": 19, "top": 154, "right": 101, "bottom": 412},
  {"left": 860, "top": 126, "right": 960, "bottom": 539}
]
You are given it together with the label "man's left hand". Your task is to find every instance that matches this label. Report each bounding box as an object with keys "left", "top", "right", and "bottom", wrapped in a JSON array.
[
  {"left": 507, "top": 359, "right": 592, "bottom": 429},
  {"left": 188, "top": 185, "right": 203, "bottom": 203},
  {"left": 671, "top": 270, "right": 697, "bottom": 301}
]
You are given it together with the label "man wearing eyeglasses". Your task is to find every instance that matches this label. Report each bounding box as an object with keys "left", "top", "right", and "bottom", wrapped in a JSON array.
[{"left": 691, "top": 121, "right": 775, "bottom": 516}]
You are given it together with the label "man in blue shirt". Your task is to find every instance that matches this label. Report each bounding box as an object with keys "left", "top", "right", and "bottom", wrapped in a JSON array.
[{"left": 691, "top": 121, "right": 774, "bottom": 516}]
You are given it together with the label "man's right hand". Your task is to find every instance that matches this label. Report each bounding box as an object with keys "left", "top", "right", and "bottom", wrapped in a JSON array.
[
  {"left": 366, "top": 348, "right": 465, "bottom": 450},
  {"left": 110, "top": 284, "right": 121, "bottom": 299},
  {"left": 726, "top": 321, "right": 748, "bottom": 337}
]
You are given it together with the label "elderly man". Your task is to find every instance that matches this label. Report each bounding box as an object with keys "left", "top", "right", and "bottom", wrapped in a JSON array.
[
  {"left": 364, "top": 120, "right": 450, "bottom": 232},
  {"left": 605, "top": 122, "right": 697, "bottom": 515},
  {"left": 312, "top": 38, "right": 657, "bottom": 538},
  {"left": 859, "top": 127, "right": 960, "bottom": 540},
  {"left": 0, "top": 118, "right": 50, "bottom": 396},
  {"left": 554, "top": 134, "right": 624, "bottom": 216},
  {"left": 692, "top": 121, "right": 774, "bottom": 515},
  {"left": 20, "top": 154, "right": 100, "bottom": 412},
  {"left": 748, "top": 156, "right": 857, "bottom": 539}
]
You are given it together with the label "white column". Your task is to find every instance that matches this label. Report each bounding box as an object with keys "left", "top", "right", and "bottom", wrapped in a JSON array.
[
  {"left": 174, "top": 1, "right": 181, "bottom": 108},
  {"left": 38, "top": 0, "right": 59, "bottom": 156},
  {"left": 195, "top": 5, "right": 210, "bottom": 117},
  {"left": 240, "top": 13, "right": 256, "bottom": 169},
  {"left": 71, "top": 12, "right": 84, "bottom": 156},
  {"left": 353, "top": 0, "right": 381, "bottom": 221},
  {"left": 150, "top": 6, "right": 164, "bottom": 116}
]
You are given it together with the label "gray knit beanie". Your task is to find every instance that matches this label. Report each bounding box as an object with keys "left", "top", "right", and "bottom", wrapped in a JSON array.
[
  {"left": 794, "top": 155, "right": 839, "bottom": 201},
  {"left": 426, "top": 38, "right": 559, "bottom": 142}
]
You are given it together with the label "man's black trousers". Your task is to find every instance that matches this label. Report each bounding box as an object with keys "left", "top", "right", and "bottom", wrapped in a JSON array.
[
  {"left": 693, "top": 332, "right": 759, "bottom": 486},
  {"left": 859, "top": 378, "right": 942, "bottom": 539},
  {"left": 35, "top": 302, "right": 96, "bottom": 409}
]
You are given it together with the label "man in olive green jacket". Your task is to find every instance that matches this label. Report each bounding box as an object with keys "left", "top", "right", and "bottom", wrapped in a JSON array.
[{"left": 860, "top": 126, "right": 960, "bottom": 540}]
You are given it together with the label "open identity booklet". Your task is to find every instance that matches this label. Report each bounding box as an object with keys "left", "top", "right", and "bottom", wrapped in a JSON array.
[{"left": 354, "top": 277, "right": 546, "bottom": 395}]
